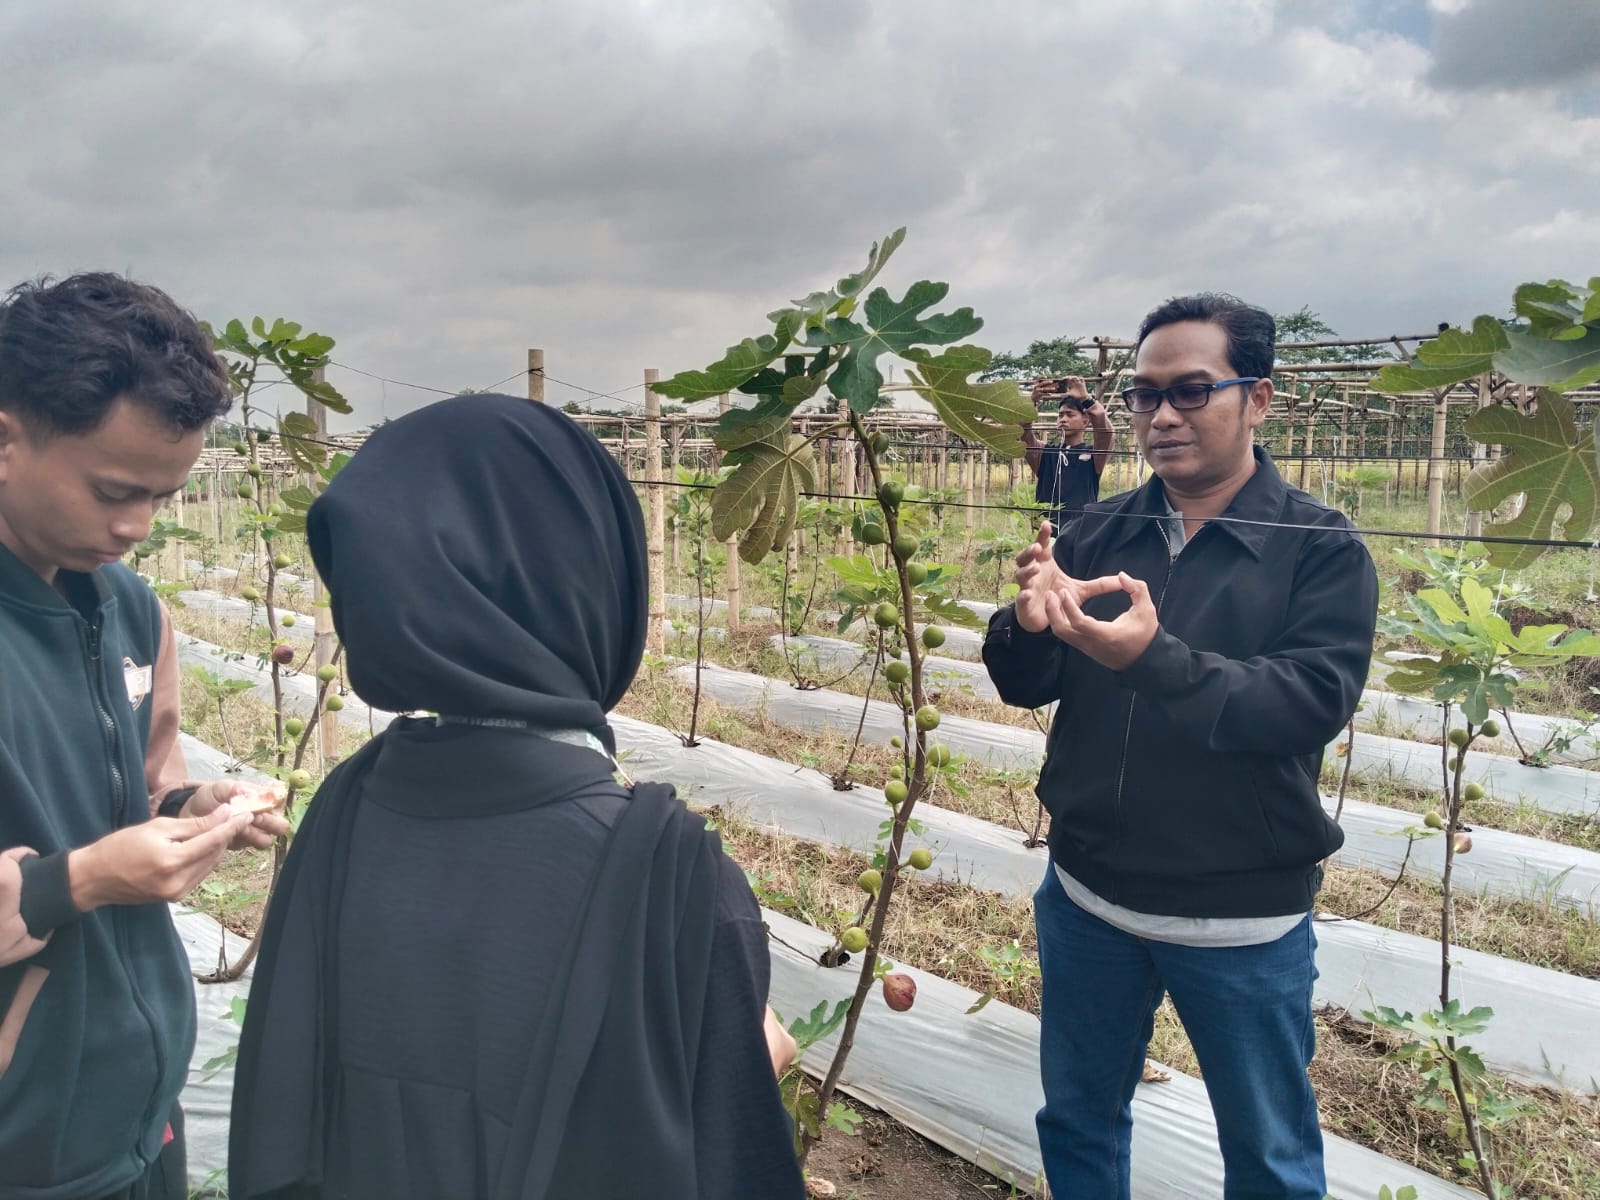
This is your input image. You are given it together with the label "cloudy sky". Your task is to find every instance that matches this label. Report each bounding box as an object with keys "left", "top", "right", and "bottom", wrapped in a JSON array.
[{"left": 3, "top": 0, "right": 1597, "bottom": 429}]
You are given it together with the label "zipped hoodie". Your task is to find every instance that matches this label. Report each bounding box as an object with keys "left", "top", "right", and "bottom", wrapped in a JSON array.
[
  {"left": 0, "top": 544, "right": 198, "bottom": 1199},
  {"left": 983, "top": 449, "right": 1378, "bottom": 918}
]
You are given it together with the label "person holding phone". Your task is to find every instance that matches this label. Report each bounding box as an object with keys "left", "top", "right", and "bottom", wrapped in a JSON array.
[{"left": 1021, "top": 375, "right": 1114, "bottom": 533}]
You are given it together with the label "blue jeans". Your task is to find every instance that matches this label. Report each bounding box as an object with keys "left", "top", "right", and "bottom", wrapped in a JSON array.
[{"left": 1033, "top": 870, "right": 1324, "bottom": 1200}]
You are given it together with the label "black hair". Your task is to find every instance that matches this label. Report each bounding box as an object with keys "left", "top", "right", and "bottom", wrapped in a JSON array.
[
  {"left": 1135, "top": 293, "right": 1276, "bottom": 381},
  {"left": 0, "top": 272, "right": 233, "bottom": 438}
]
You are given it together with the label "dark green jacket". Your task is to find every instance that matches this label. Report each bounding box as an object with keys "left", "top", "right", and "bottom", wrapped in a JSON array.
[{"left": 0, "top": 545, "right": 196, "bottom": 1199}]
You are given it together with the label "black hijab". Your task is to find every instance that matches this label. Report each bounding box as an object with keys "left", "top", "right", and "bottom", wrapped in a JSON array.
[
  {"left": 230, "top": 396, "right": 722, "bottom": 1199},
  {"left": 306, "top": 392, "right": 648, "bottom": 750}
]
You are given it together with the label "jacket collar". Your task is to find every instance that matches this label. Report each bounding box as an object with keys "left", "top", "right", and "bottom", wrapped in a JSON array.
[
  {"left": 1109, "top": 446, "right": 1287, "bottom": 560},
  {"left": 0, "top": 540, "right": 112, "bottom": 612}
]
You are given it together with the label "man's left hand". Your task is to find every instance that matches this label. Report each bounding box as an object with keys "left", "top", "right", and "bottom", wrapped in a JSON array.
[
  {"left": 1043, "top": 571, "right": 1158, "bottom": 671},
  {"left": 182, "top": 779, "right": 289, "bottom": 850}
]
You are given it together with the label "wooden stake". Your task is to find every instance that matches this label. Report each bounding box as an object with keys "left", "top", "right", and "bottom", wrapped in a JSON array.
[
  {"left": 1426, "top": 388, "right": 1448, "bottom": 537},
  {"left": 645, "top": 370, "right": 666, "bottom": 655},
  {"left": 527, "top": 349, "right": 544, "bottom": 403}
]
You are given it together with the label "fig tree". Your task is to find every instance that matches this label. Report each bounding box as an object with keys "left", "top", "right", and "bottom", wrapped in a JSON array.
[
  {"left": 914, "top": 705, "right": 940, "bottom": 732},
  {"left": 316, "top": 664, "right": 338, "bottom": 683},
  {"left": 921, "top": 625, "right": 945, "bottom": 649},
  {"left": 885, "top": 660, "right": 910, "bottom": 685},
  {"left": 885, "top": 780, "right": 908, "bottom": 805},
  {"left": 874, "top": 603, "right": 900, "bottom": 629},
  {"left": 908, "top": 847, "right": 932, "bottom": 871},
  {"left": 857, "top": 868, "right": 882, "bottom": 894},
  {"left": 881, "top": 973, "right": 916, "bottom": 1012},
  {"left": 841, "top": 926, "right": 868, "bottom": 953}
]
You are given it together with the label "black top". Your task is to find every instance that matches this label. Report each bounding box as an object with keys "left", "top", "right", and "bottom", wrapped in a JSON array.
[
  {"left": 229, "top": 395, "right": 804, "bottom": 1200},
  {"left": 984, "top": 449, "right": 1378, "bottom": 918},
  {"left": 1034, "top": 442, "right": 1101, "bottom": 530}
]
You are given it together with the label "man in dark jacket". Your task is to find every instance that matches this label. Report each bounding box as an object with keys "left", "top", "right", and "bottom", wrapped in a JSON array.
[
  {"left": 983, "top": 294, "right": 1377, "bottom": 1200},
  {"left": 0, "top": 273, "right": 286, "bottom": 1200}
]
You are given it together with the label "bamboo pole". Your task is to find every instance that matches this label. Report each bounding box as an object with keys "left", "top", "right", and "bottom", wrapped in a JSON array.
[
  {"left": 645, "top": 370, "right": 665, "bottom": 655},
  {"left": 1426, "top": 388, "right": 1449, "bottom": 537},
  {"left": 527, "top": 349, "right": 544, "bottom": 403},
  {"left": 719, "top": 391, "right": 741, "bottom": 634},
  {"left": 307, "top": 367, "right": 340, "bottom": 769},
  {"left": 1466, "top": 376, "right": 1490, "bottom": 539},
  {"left": 669, "top": 420, "right": 682, "bottom": 575}
]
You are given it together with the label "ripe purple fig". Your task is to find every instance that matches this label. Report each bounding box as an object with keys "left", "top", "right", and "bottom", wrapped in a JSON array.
[
  {"left": 882, "top": 973, "right": 916, "bottom": 1012},
  {"left": 271, "top": 643, "right": 295, "bottom": 665}
]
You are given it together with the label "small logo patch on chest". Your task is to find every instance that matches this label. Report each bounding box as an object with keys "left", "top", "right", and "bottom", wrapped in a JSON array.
[{"left": 122, "top": 658, "right": 153, "bottom": 710}]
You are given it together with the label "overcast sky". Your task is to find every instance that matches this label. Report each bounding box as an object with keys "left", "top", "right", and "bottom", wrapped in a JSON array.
[{"left": 3, "top": 0, "right": 1597, "bottom": 429}]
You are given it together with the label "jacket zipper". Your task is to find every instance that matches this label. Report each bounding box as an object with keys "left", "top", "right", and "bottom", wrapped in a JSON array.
[
  {"left": 1109, "top": 522, "right": 1181, "bottom": 898},
  {"left": 82, "top": 614, "right": 165, "bottom": 1171}
]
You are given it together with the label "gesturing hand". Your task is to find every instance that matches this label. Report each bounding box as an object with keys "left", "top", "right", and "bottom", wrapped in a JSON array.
[
  {"left": 1013, "top": 523, "right": 1160, "bottom": 670},
  {"left": 68, "top": 805, "right": 257, "bottom": 911}
]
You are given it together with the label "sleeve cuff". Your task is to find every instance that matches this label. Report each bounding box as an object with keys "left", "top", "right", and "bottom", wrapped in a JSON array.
[
  {"left": 991, "top": 606, "right": 1059, "bottom": 649},
  {"left": 1116, "top": 626, "right": 1189, "bottom": 693},
  {"left": 17, "top": 851, "right": 80, "bottom": 938},
  {"left": 157, "top": 786, "right": 198, "bottom": 819}
]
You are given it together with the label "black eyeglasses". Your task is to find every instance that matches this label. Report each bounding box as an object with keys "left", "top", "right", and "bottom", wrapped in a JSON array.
[{"left": 1121, "top": 377, "right": 1259, "bottom": 414}]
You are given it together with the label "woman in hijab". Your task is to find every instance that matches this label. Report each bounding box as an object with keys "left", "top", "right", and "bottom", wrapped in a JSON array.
[{"left": 229, "top": 394, "right": 805, "bottom": 1200}]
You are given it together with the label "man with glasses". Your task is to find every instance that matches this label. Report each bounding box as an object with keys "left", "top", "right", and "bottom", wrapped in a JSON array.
[
  {"left": 982, "top": 293, "right": 1377, "bottom": 1200},
  {"left": 1020, "top": 375, "right": 1114, "bottom": 533}
]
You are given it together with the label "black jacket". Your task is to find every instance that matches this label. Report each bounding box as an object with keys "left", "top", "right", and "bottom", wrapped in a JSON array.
[
  {"left": 0, "top": 548, "right": 195, "bottom": 1199},
  {"left": 983, "top": 450, "right": 1377, "bottom": 918}
]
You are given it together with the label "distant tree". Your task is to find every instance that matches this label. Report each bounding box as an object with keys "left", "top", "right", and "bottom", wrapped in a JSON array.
[
  {"left": 978, "top": 336, "right": 1096, "bottom": 382},
  {"left": 562, "top": 399, "right": 584, "bottom": 415}
]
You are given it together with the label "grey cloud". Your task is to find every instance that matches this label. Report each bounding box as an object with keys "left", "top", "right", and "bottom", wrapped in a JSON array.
[{"left": 1427, "top": 0, "right": 1600, "bottom": 91}]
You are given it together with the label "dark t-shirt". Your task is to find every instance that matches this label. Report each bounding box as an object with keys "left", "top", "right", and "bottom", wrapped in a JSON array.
[{"left": 1035, "top": 442, "right": 1102, "bottom": 530}]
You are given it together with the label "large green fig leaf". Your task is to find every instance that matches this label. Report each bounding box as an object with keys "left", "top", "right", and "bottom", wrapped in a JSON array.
[
  {"left": 903, "top": 345, "right": 1035, "bottom": 457},
  {"left": 768, "top": 229, "right": 906, "bottom": 328},
  {"left": 713, "top": 373, "right": 825, "bottom": 452},
  {"left": 1463, "top": 391, "right": 1598, "bottom": 569},
  {"left": 1372, "top": 316, "right": 1506, "bottom": 393},
  {"left": 807, "top": 281, "right": 984, "bottom": 413},
  {"left": 712, "top": 433, "right": 818, "bottom": 563},
  {"left": 655, "top": 309, "right": 803, "bottom": 402}
]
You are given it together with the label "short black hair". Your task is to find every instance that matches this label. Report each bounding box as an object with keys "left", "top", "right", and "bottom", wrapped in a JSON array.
[
  {"left": 0, "top": 272, "right": 233, "bottom": 438},
  {"left": 1135, "top": 293, "right": 1276, "bottom": 381}
]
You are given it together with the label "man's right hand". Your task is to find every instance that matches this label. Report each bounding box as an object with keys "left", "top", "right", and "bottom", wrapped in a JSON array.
[
  {"left": 67, "top": 805, "right": 255, "bottom": 911},
  {"left": 1015, "top": 521, "right": 1064, "bottom": 633}
]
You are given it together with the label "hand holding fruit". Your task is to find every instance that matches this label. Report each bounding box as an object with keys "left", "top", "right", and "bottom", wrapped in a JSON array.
[
  {"left": 182, "top": 778, "right": 289, "bottom": 850},
  {"left": 67, "top": 804, "right": 258, "bottom": 910}
]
